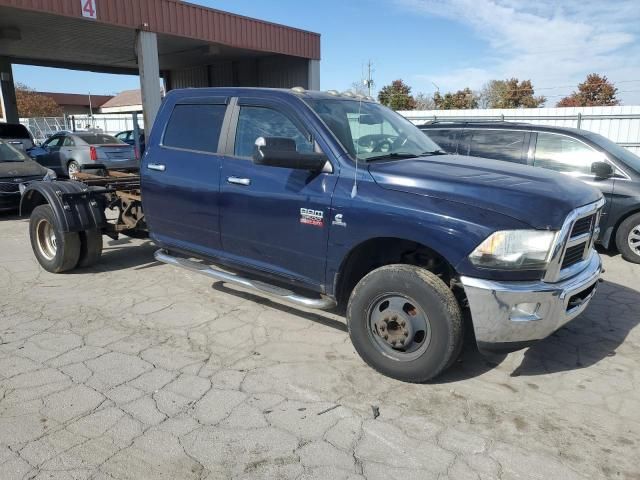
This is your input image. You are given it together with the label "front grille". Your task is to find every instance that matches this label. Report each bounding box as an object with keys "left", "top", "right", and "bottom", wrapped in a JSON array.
[
  {"left": 0, "top": 182, "right": 20, "bottom": 193},
  {"left": 562, "top": 243, "right": 586, "bottom": 269},
  {"left": 571, "top": 214, "right": 594, "bottom": 238}
]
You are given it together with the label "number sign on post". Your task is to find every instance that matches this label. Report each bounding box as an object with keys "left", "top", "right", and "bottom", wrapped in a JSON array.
[{"left": 81, "top": 0, "right": 97, "bottom": 20}]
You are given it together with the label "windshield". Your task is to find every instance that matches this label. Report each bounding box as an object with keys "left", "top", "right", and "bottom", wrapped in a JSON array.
[
  {"left": 76, "top": 134, "right": 123, "bottom": 145},
  {"left": 305, "top": 99, "right": 441, "bottom": 161},
  {"left": 0, "top": 140, "right": 27, "bottom": 162},
  {"left": 581, "top": 131, "right": 640, "bottom": 173}
]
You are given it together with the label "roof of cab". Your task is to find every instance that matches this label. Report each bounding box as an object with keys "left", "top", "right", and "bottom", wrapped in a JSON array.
[{"left": 164, "top": 87, "right": 377, "bottom": 103}]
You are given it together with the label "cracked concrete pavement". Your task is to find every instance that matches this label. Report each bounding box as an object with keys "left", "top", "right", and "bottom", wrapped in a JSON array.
[{"left": 0, "top": 213, "right": 639, "bottom": 480}]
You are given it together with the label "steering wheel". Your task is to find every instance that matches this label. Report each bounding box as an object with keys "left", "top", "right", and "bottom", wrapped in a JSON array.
[{"left": 357, "top": 134, "right": 395, "bottom": 152}]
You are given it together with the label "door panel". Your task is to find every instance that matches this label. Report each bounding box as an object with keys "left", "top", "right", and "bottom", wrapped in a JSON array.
[
  {"left": 142, "top": 101, "right": 229, "bottom": 255},
  {"left": 220, "top": 101, "right": 336, "bottom": 289},
  {"left": 38, "top": 136, "right": 64, "bottom": 173}
]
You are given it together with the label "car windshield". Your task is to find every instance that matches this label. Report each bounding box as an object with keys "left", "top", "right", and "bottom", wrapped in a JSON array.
[
  {"left": 305, "top": 98, "right": 441, "bottom": 162},
  {"left": 581, "top": 131, "right": 640, "bottom": 173},
  {"left": 0, "top": 140, "right": 27, "bottom": 162},
  {"left": 76, "top": 134, "right": 123, "bottom": 145}
]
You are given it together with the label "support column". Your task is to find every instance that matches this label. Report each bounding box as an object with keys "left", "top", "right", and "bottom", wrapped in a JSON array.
[
  {"left": 136, "top": 31, "right": 161, "bottom": 132},
  {"left": 308, "top": 59, "right": 320, "bottom": 91},
  {"left": 0, "top": 57, "right": 18, "bottom": 123}
]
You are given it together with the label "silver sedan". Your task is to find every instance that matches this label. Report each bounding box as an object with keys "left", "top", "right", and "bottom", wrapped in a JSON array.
[{"left": 35, "top": 132, "right": 139, "bottom": 177}]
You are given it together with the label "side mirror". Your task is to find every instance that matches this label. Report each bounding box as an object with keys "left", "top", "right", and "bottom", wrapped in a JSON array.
[
  {"left": 591, "top": 161, "right": 614, "bottom": 179},
  {"left": 253, "top": 137, "right": 327, "bottom": 171}
]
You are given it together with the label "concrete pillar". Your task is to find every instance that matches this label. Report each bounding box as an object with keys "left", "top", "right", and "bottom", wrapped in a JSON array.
[
  {"left": 308, "top": 59, "right": 320, "bottom": 91},
  {"left": 136, "top": 31, "right": 162, "bottom": 132},
  {"left": 0, "top": 57, "right": 19, "bottom": 123}
]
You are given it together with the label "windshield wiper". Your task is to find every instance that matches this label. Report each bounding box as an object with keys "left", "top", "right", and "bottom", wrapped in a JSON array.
[
  {"left": 365, "top": 152, "right": 420, "bottom": 162},
  {"left": 419, "top": 150, "right": 448, "bottom": 156}
]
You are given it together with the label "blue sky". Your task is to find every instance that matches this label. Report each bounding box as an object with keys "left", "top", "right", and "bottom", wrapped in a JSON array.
[{"left": 13, "top": 0, "right": 640, "bottom": 105}]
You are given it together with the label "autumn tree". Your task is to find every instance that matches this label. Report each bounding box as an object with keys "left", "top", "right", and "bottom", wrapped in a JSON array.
[
  {"left": 15, "top": 83, "right": 63, "bottom": 117},
  {"left": 480, "top": 78, "right": 545, "bottom": 108},
  {"left": 557, "top": 74, "right": 619, "bottom": 107},
  {"left": 377, "top": 79, "right": 416, "bottom": 110},
  {"left": 433, "top": 88, "right": 478, "bottom": 110}
]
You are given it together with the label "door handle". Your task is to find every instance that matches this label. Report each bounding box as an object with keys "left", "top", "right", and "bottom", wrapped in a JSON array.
[
  {"left": 147, "top": 163, "right": 166, "bottom": 172},
  {"left": 227, "top": 176, "right": 251, "bottom": 186}
]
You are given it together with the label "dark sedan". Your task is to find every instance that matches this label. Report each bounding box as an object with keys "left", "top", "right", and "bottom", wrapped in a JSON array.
[{"left": 0, "top": 139, "right": 56, "bottom": 212}]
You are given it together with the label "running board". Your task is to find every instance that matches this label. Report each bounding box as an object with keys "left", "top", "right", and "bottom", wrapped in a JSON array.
[{"left": 154, "top": 249, "right": 337, "bottom": 310}]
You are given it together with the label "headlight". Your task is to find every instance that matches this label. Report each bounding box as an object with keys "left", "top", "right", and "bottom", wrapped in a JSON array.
[
  {"left": 43, "top": 169, "right": 57, "bottom": 181},
  {"left": 469, "top": 230, "right": 557, "bottom": 270}
]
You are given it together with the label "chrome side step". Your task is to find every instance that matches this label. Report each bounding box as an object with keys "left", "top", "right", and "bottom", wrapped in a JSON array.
[{"left": 154, "top": 249, "right": 337, "bottom": 310}]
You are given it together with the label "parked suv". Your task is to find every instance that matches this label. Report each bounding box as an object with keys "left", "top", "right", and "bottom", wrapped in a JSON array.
[{"left": 420, "top": 122, "right": 640, "bottom": 263}]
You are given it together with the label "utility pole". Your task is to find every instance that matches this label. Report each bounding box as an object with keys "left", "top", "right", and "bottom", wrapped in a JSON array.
[{"left": 363, "top": 60, "right": 374, "bottom": 97}]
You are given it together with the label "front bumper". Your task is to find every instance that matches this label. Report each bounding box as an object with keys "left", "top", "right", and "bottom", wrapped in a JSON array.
[{"left": 461, "top": 250, "right": 601, "bottom": 352}]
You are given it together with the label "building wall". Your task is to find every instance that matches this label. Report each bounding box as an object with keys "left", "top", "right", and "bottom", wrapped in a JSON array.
[{"left": 168, "top": 55, "right": 310, "bottom": 90}]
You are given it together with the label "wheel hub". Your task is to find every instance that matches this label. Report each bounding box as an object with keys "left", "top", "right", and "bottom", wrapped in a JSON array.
[
  {"left": 368, "top": 295, "right": 431, "bottom": 362},
  {"left": 375, "top": 312, "right": 414, "bottom": 348}
]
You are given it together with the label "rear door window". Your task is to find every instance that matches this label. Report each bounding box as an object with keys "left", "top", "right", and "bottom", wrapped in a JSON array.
[
  {"left": 534, "top": 132, "right": 602, "bottom": 175},
  {"left": 422, "top": 129, "right": 458, "bottom": 153},
  {"left": 233, "top": 106, "right": 313, "bottom": 158},
  {"left": 62, "top": 136, "right": 75, "bottom": 147},
  {"left": 469, "top": 129, "right": 527, "bottom": 163},
  {"left": 163, "top": 104, "right": 227, "bottom": 154}
]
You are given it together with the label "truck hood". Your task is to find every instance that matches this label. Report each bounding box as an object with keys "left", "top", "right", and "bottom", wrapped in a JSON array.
[{"left": 368, "top": 155, "right": 603, "bottom": 229}]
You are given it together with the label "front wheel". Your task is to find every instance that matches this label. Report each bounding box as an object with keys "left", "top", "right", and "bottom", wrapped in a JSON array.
[
  {"left": 29, "top": 205, "right": 81, "bottom": 273},
  {"left": 616, "top": 212, "right": 640, "bottom": 264},
  {"left": 347, "top": 264, "right": 463, "bottom": 383}
]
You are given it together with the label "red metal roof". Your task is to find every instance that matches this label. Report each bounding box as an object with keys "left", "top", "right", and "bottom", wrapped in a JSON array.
[
  {"left": 0, "top": 0, "right": 321, "bottom": 60},
  {"left": 38, "top": 91, "right": 113, "bottom": 107}
]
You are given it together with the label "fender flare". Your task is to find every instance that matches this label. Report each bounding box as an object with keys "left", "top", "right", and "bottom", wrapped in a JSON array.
[{"left": 20, "top": 180, "right": 107, "bottom": 233}]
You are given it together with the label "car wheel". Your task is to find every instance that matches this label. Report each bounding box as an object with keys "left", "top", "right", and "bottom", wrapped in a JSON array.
[
  {"left": 347, "top": 264, "right": 463, "bottom": 383},
  {"left": 77, "top": 229, "right": 103, "bottom": 268},
  {"left": 29, "top": 204, "right": 81, "bottom": 273},
  {"left": 67, "top": 160, "right": 80, "bottom": 179},
  {"left": 616, "top": 212, "right": 640, "bottom": 264}
]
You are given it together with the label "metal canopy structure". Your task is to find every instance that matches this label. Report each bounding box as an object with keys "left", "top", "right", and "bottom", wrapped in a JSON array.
[{"left": 0, "top": 0, "right": 321, "bottom": 128}]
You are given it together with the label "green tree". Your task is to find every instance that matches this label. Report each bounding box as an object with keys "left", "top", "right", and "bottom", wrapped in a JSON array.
[
  {"left": 480, "top": 79, "right": 545, "bottom": 108},
  {"left": 557, "top": 73, "right": 619, "bottom": 107},
  {"left": 433, "top": 88, "right": 479, "bottom": 110},
  {"left": 377, "top": 79, "right": 416, "bottom": 110}
]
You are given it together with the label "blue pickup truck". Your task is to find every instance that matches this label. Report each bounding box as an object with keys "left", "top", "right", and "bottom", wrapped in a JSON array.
[{"left": 20, "top": 87, "right": 604, "bottom": 382}]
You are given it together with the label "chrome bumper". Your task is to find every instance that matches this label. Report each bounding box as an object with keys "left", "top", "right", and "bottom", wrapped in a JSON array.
[{"left": 461, "top": 250, "right": 601, "bottom": 348}]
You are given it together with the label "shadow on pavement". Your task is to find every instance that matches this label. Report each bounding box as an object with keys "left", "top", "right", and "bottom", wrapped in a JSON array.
[
  {"left": 511, "top": 280, "right": 639, "bottom": 376},
  {"left": 0, "top": 211, "right": 23, "bottom": 222},
  {"left": 72, "top": 241, "right": 162, "bottom": 273},
  {"left": 211, "top": 282, "right": 348, "bottom": 333}
]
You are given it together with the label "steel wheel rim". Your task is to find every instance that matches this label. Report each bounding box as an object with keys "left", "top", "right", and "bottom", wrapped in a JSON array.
[
  {"left": 36, "top": 219, "right": 57, "bottom": 261},
  {"left": 68, "top": 162, "right": 79, "bottom": 177},
  {"left": 628, "top": 224, "right": 640, "bottom": 255},
  {"left": 367, "top": 294, "right": 432, "bottom": 362}
]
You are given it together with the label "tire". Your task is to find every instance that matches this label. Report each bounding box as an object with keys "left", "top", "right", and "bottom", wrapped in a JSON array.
[
  {"left": 347, "top": 264, "right": 463, "bottom": 383},
  {"left": 77, "top": 229, "right": 103, "bottom": 268},
  {"left": 615, "top": 212, "right": 640, "bottom": 264},
  {"left": 29, "top": 204, "right": 81, "bottom": 273},
  {"left": 67, "top": 160, "right": 80, "bottom": 178}
]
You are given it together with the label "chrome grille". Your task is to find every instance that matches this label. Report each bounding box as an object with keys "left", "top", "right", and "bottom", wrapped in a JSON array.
[
  {"left": 544, "top": 199, "right": 605, "bottom": 282},
  {"left": 562, "top": 243, "right": 587, "bottom": 269},
  {"left": 571, "top": 215, "right": 594, "bottom": 238}
]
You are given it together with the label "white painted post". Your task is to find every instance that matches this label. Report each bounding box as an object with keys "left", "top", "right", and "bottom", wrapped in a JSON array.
[
  {"left": 136, "top": 31, "right": 162, "bottom": 133},
  {"left": 308, "top": 60, "right": 320, "bottom": 91},
  {"left": 0, "top": 57, "right": 19, "bottom": 123}
]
